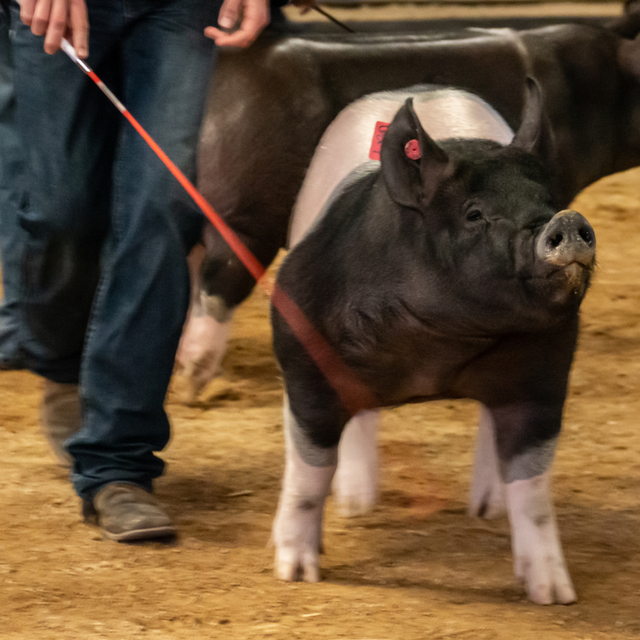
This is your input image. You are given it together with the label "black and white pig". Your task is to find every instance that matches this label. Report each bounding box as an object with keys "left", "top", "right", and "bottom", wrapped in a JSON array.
[{"left": 270, "top": 79, "right": 595, "bottom": 605}]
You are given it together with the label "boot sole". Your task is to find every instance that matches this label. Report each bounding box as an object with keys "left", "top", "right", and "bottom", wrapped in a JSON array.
[{"left": 101, "top": 525, "right": 177, "bottom": 542}]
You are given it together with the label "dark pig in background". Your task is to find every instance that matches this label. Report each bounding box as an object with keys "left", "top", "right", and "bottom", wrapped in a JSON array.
[
  {"left": 176, "top": 5, "right": 640, "bottom": 398},
  {"left": 270, "top": 79, "right": 595, "bottom": 605}
]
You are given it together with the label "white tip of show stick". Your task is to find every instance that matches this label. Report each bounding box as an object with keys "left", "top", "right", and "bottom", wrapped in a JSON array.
[
  {"left": 61, "top": 38, "right": 91, "bottom": 73},
  {"left": 60, "top": 38, "right": 76, "bottom": 58}
]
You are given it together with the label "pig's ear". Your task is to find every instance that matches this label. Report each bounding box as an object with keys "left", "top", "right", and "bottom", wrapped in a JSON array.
[
  {"left": 618, "top": 33, "right": 640, "bottom": 81},
  {"left": 510, "top": 77, "right": 544, "bottom": 153},
  {"left": 380, "top": 98, "right": 451, "bottom": 211}
]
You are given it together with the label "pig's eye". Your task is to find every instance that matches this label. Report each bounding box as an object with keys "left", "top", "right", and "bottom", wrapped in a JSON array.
[{"left": 466, "top": 209, "right": 483, "bottom": 222}]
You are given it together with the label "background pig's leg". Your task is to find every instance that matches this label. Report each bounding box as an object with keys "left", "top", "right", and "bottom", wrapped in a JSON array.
[
  {"left": 491, "top": 405, "right": 576, "bottom": 604},
  {"left": 176, "top": 244, "right": 232, "bottom": 401},
  {"left": 178, "top": 225, "right": 283, "bottom": 399},
  {"left": 333, "top": 410, "right": 379, "bottom": 517},
  {"left": 468, "top": 404, "right": 506, "bottom": 519},
  {"left": 272, "top": 396, "right": 338, "bottom": 583}
]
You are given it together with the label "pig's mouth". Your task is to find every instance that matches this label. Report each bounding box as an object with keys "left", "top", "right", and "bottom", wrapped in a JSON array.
[
  {"left": 524, "top": 258, "right": 594, "bottom": 304},
  {"left": 541, "top": 260, "right": 594, "bottom": 302},
  {"left": 549, "top": 260, "right": 591, "bottom": 285}
]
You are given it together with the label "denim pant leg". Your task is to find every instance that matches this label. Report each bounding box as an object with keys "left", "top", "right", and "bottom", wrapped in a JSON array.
[
  {"left": 0, "top": 9, "right": 27, "bottom": 367},
  {"left": 66, "top": 0, "right": 216, "bottom": 498},
  {"left": 11, "top": 0, "right": 216, "bottom": 498},
  {"left": 10, "top": 1, "right": 118, "bottom": 383}
]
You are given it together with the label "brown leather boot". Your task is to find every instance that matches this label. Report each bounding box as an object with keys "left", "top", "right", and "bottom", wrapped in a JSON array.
[
  {"left": 40, "top": 380, "right": 82, "bottom": 467},
  {"left": 84, "top": 483, "right": 177, "bottom": 542}
]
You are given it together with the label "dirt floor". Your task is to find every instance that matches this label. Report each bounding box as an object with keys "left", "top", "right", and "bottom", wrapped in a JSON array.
[{"left": 3, "top": 5, "right": 640, "bottom": 640}]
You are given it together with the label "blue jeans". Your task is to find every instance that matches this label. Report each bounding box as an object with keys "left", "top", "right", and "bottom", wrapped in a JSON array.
[
  {"left": 9, "top": 0, "right": 218, "bottom": 498},
  {"left": 0, "top": 7, "right": 27, "bottom": 368}
]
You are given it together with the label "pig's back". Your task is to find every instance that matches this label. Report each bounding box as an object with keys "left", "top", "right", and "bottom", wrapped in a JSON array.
[{"left": 289, "top": 86, "right": 514, "bottom": 248}]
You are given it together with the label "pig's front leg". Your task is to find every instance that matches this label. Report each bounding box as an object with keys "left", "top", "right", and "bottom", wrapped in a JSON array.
[
  {"left": 468, "top": 405, "right": 506, "bottom": 519},
  {"left": 506, "top": 468, "right": 575, "bottom": 604},
  {"left": 273, "top": 397, "right": 337, "bottom": 582},
  {"left": 333, "top": 410, "right": 379, "bottom": 517},
  {"left": 494, "top": 415, "right": 576, "bottom": 605}
]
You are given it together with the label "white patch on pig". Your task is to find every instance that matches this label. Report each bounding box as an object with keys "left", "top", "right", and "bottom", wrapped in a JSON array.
[
  {"left": 273, "top": 396, "right": 336, "bottom": 582},
  {"left": 506, "top": 470, "right": 576, "bottom": 604},
  {"left": 468, "top": 405, "right": 506, "bottom": 519},
  {"left": 333, "top": 410, "right": 380, "bottom": 517},
  {"left": 289, "top": 88, "right": 513, "bottom": 247}
]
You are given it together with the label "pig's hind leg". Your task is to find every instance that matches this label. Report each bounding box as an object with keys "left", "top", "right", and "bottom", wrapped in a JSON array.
[
  {"left": 272, "top": 395, "right": 340, "bottom": 582},
  {"left": 333, "top": 410, "right": 379, "bottom": 517},
  {"left": 468, "top": 405, "right": 506, "bottom": 519}
]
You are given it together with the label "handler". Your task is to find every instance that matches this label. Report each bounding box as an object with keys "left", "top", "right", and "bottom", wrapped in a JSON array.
[
  {"left": 0, "top": 3, "right": 27, "bottom": 372},
  {"left": 5, "top": 0, "right": 269, "bottom": 541}
]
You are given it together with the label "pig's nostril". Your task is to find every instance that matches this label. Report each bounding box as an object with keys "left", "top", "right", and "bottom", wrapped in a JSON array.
[
  {"left": 548, "top": 232, "right": 564, "bottom": 249},
  {"left": 579, "top": 227, "right": 594, "bottom": 245}
]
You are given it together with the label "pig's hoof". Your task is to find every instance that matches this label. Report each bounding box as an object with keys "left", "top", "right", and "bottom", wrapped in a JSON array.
[
  {"left": 275, "top": 546, "right": 321, "bottom": 582},
  {"left": 516, "top": 556, "right": 577, "bottom": 605},
  {"left": 334, "top": 489, "right": 376, "bottom": 518},
  {"left": 467, "top": 484, "right": 506, "bottom": 519}
]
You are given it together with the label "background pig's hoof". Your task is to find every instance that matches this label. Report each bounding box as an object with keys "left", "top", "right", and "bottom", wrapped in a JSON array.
[
  {"left": 175, "top": 315, "right": 230, "bottom": 402},
  {"left": 275, "top": 547, "right": 321, "bottom": 582},
  {"left": 176, "top": 355, "right": 221, "bottom": 402},
  {"left": 516, "top": 557, "right": 577, "bottom": 605}
]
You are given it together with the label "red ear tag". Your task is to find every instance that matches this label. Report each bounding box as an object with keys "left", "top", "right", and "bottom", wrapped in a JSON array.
[
  {"left": 404, "top": 139, "right": 421, "bottom": 160},
  {"left": 369, "top": 121, "right": 390, "bottom": 160}
]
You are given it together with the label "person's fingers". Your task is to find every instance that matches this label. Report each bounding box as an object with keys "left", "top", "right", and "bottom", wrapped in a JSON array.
[
  {"left": 205, "top": 25, "right": 252, "bottom": 47},
  {"left": 205, "top": 26, "right": 236, "bottom": 45},
  {"left": 30, "top": 0, "right": 52, "bottom": 35},
  {"left": 69, "top": 0, "right": 89, "bottom": 57},
  {"left": 240, "top": 3, "right": 268, "bottom": 42},
  {"left": 217, "top": 0, "right": 242, "bottom": 29},
  {"left": 205, "top": 0, "right": 268, "bottom": 48},
  {"left": 43, "top": 0, "right": 69, "bottom": 54},
  {"left": 20, "top": 0, "right": 38, "bottom": 26}
]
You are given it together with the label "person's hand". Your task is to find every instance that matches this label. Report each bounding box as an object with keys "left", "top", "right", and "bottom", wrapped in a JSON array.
[
  {"left": 204, "top": 0, "right": 269, "bottom": 48},
  {"left": 19, "top": 0, "right": 89, "bottom": 57}
]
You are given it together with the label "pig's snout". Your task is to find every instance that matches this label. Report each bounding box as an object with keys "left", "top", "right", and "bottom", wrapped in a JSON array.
[{"left": 536, "top": 210, "right": 595, "bottom": 268}]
